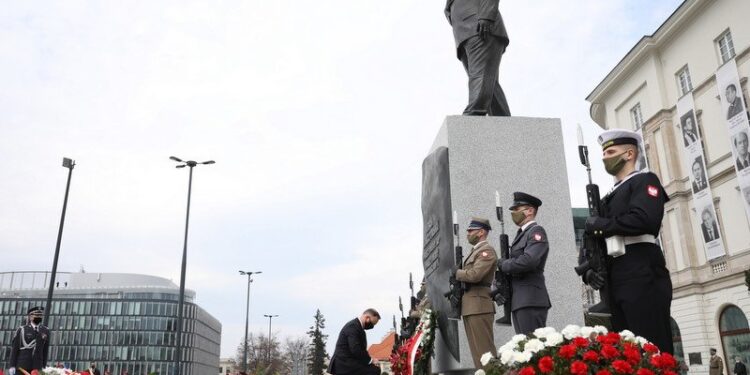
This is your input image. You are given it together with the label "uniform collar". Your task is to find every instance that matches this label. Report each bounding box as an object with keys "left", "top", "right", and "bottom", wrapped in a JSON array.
[
  {"left": 472, "top": 240, "right": 488, "bottom": 250},
  {"left": 521, "top": 220, "right": 537, "bottom": 232}
]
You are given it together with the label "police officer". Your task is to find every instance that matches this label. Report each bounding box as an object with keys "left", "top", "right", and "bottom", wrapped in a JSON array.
[
  {"left": 9, "top": 306, "right": 51, "bottom": 375},
  {"left": 454, "top": 217, "right": 497, "bottom": 369},
  {"left": 584, "top": 129, "right": 673, "bottom": 353},
  {"left": 498, "top": 192, "right": 551, "bottom": 334}
]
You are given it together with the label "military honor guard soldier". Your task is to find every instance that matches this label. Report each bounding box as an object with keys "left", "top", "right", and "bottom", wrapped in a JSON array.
[
  {"left": 454, "top": 217, "right": 498, "bottom": 369},
  {"left": 498, "top": 192, "right": 551, "bottom": 334},
  {"left": 9, "top": 306, "right": 51, "bottom": 375},
  {"left": 583, "top": 129, "right": 674, "bottom": 353}
]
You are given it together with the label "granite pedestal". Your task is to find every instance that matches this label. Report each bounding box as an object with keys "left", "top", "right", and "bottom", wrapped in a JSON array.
[{"left": 422, "top": 116, "right": 584, "bottom": 374}]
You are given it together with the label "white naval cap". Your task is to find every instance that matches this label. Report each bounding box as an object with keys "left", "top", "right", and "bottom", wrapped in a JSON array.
[{"left": 597, "top": 129, "right": 643, "bottom": 150}]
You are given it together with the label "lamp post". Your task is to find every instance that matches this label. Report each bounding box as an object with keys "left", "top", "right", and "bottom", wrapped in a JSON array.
[
  {"left": 170, "top": 156, "right": 215, "bottom": 375},
  {"left": 264, "top": 314, "right": 279, "bottom": 366},
  {"left": 239, "top": 271, "right": 261, "bottom": 373},
  {"left": 44, "top": 157, "right": 75, "bottom": 324}
]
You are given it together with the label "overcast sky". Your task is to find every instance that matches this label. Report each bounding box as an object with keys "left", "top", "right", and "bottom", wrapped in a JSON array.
[{"left": 0, "top": 0, "right": 683, "bottom": 358}]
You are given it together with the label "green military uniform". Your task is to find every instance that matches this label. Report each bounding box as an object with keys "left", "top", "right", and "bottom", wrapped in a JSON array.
[{"left": 456, "top": 217, "right": 497, "bottom": 369}]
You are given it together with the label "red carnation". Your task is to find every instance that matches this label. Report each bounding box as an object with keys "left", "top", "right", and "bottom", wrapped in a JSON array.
[
  {"left": 570, "top": 360, "right": 588, "bottom": 375},
  {"left": 519, "top": 366, "right": 536, "bottom": 375},
  {"left": 650, "top": 353, "right": 677, "bottom": 369},
  {"left": 596, "top": 370, "right": 613, "bottom": 375},
  {"left": 583, "top": 350, "right": 600, "bottom": 362},
  {"left": 662, "top": 371, "right": 678, "bottom": 375},
  {"left": 600, "top": 344, "right": 620, "bottom": 359},
  {"left": 624, "top": 347, "right": 641, "bottom": 365},
  {"left": 573, "top": 337, "right": 590, "bottom": 348},
  {"left": 643, "top": 343, "right": 659, "bottom": 354},
  {"left": 559, "top": 343, "right": 577, "bottom": 359},
  {"left": 636, "top": 369, "right": 655, "bottom": 375},
  {"left": 538, "top": 355, "right": 554, "bottom": 373},
  {"left": 612, "top": 359, "right": 633, "bottom": 374}
]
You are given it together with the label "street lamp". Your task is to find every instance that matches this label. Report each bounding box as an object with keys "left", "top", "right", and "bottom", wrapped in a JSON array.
[
  {"left": 264, "top": 314, "right": 279, "bottom": 366},
  {"left": 44, "top": 157, "right": 76, "bottom": 324},
  {"left": 239, "top": 271, "right": 262, "bottom": 373},
  {"left": 170, "top": 156, "right": 215, "bottom": 375}
]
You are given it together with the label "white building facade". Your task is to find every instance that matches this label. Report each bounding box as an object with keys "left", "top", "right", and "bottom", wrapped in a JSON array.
[{"left": 586, "top": 1, "right": 750, "bottom": 374}]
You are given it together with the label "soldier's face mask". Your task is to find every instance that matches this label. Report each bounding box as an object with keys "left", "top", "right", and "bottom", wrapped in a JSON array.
[
  {"left": 466, "top": 230, "right": 481, "bottom": 245},
  {"left": 32, "top": 316, "right": 42, "bottom": 324},
  {"left": 603, "top": 150, "right": 630, "bottom": 175},
  {"left": 511, "top": 209, "right": 527, "bottom": 226}
]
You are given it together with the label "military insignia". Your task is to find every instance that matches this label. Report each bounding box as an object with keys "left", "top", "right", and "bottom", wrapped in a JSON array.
[
  {"left": 647, "top": 185, "right": 658, "bottom": 198},
  {"left": 534, "top": 233, "right": 543, "bottom": 241},
  {"left": 481, "top": 251, "right": 489, "bottom": 257}
]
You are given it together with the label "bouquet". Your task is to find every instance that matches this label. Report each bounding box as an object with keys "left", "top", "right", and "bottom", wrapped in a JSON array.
[
  {"left": 390, "top": 309, "right": 437, "bottom": 375},
  {"left": 479, "top": 325, "right": 678, "bottom": 375}
]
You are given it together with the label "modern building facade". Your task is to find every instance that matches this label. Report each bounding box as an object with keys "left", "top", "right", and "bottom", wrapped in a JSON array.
[
  {"left": 586, "top": 1, "right": 750, "bottom": 373},
  {"left": 0, "top": 271, "right": 221, "bottom": 375}
]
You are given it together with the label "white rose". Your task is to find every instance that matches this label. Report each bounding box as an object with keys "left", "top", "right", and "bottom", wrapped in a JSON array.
[
  {"left": 512, "top": 351, "right": 532, "bottom": 364},
  {"left": 500, "top": 350, "right": 514, "bottom": 365},
  {"left": 544, "top": 332, "right": 564, "bottom": 346},
  {"left": 511, "top": 334, "right": 528, "bottom": 344},
  {"left": 561, "top": 324, "right": 581, "bottom": 340},
  {"left": 580, "top": 326, "right": 595, "bottom": 338},
  {"left": 524, "top": 338, "right": 545, "bottom": 354},
  {"left": 593, "top": 325, "right": 608, "bottom": 335},
  {"left": 480, "top": 352, "right": 494, "bottom": 366},
  {"left": 635, "top": 336, "right": 649, "bottom": 346},
  {"left": 533, "top": 327, "right": 556, "bottom": 339},
  {"left": 475, "top": 370, "right": 486, "bottom": 375},
  {"left": 498, "top": 342, "right": 518, "bottom": 354}
]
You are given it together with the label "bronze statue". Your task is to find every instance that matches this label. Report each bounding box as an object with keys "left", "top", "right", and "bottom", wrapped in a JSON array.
[{"left": 445, "top": 0, "right": 510, "bottom": 116}]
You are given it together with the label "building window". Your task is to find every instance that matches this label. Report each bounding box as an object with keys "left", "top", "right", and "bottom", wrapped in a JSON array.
[
  {"left": 630, "top": 103, "right": 644, "bottom": 130},
  {"left": 676, "top": 66, "right": 693, "bottom": 96},
  {"left": 716, "top": 30, "right": 736, "bottom": 64},
  {"left": 719, "top": 305, "right": 750, "bottom": 374}
]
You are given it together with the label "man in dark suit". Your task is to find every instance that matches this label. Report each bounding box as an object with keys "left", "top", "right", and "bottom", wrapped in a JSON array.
[
  {"left": 445, "top": 0, "right": 510, "bottom": 116},
  {"left": 328, "top": 309, "right": 381, "bottom": 375},
  {"left": 701, "top": 208, "right": 720, "bottom": 243},
  {"left": 692, "top": 159, "right": 708, "bottom": 193},
  {"left": 499, "top": 192, "right": 551, "bottom": 334},
  {"left": 9, "top": 306, "right": 51, "bottom": 375},
  {"left": 726, "top": 84, "right": 744, "bottom": 120},
  {"left": 734, "top": 132, "right": 749, "bottom": 171}
]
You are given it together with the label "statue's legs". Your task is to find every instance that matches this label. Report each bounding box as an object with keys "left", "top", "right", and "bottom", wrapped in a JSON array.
[{"left": 460, "top": 36, "right": 510, "bottom": 117}]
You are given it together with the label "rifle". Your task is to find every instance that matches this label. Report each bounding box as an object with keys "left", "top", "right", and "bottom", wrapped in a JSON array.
[
  {"left": 573, "top": 125, "right": 611, "bottom": 317},
  {"left": 409, "top": 272, "right": 418, "bottom": 312},
  {"left": 491, "top": 193, "right": 512, "bottom": 326},
  {"left": 444, "top": 211, "right": 464, "bottom": 319}
]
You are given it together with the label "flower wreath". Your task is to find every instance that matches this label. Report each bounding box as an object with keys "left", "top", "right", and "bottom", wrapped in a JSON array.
[{"left": 390, "top": 309, "right": 437, "bottom": 375}]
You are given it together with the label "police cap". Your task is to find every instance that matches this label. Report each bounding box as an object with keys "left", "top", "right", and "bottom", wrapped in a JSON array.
[
  {"left": 509, "top": 192, "right": 542, "bottom": 210},
  {"left": 28, "top": 306, "right": 44, "bottom": 315},
  {"left": 466, "top": 217, "right": 491, "bottom": 231}
]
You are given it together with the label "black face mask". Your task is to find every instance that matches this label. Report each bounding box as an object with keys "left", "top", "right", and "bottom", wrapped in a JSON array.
[
  {"left": 32, "top": 317, "right": 42, "bottom": 324},
  {"left": 363, "top": 320, "right": 374, "bottom": 330}
]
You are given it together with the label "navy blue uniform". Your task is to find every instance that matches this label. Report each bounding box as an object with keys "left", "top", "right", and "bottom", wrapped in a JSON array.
[
  {"left": 586, "top": 172, "right": 673, "bottom": 353},
  {"left": 10, "top": 324, "right": 50, "bottom": 372}
]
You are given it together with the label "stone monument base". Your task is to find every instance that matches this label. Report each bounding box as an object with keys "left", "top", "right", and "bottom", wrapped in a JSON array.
[{"left": 424, "top": 116, "right": 584, "bottom": 374}]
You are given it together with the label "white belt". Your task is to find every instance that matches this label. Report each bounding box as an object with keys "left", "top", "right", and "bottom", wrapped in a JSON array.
[{"left": 607, "top": 235, "right": 657, "bottom": 258}]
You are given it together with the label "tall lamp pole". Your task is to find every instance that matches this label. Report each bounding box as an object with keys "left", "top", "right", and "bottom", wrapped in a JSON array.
[
  {"left": 44, "top": 157, "right": 75, "bottom": 324},
  {"left": 170, "top": 156, "right": 215, "bottom": 375},
  {"left": 239, "top": 271, "right": 262, "bottom": 373},
  {"left": 264, "top": 314, "right": 279, "bottom": 365}
]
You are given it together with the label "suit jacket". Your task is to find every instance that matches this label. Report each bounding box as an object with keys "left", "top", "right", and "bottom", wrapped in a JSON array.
[
  {"left": 737, "top": 154, "right": 749, "bottom": 171},
  {"left": 710, "top": 355, "right": 724, "bottom": 375},
  {"left": 9, "top": 324, "right": 50, "bottom": 371},
  {"left": 693, "top": 178, "right": 707, "bottom": 193},
  {"left": 456, "top": 240, "right": 497, "bottom": 316},
  {"left": 683, "top": 130, "right": 698, "bottom": 147},
  {"left": 445, "top": 0, "right": 509, "bottom": 56},
  {"left": 328, "top": 318, "right": 372, "bottom": 375},
  {"left": 702, "top": 222, "right": 720, "bottom": 242},
  {"left": 735, "top": 361, "right": 747, "bottom": 375},
  {"left": 500, "top": 223, "right": 551, "bottom": 311},
  {"left": 728, "top": 97, "right": 743, "bottom": 119}
]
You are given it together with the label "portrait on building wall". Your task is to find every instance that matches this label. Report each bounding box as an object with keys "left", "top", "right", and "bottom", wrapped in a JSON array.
[
  {"left": 733, "top": 131, "right": 749, "bottom": 171},
  {"left": 691, "top": 156, "right": 708, "bottom": 194},
  {"left": 742, "top": 186, "right": 750, "bottom": 207},
  {"left": 725, "top": 83, "right": 745, "bottom": 120},
  {"left": 700, "top": 206, "right": 720, "bottom": 243},
  {"left": 680, "top": 110, "right": 700, "bottom": 147}
]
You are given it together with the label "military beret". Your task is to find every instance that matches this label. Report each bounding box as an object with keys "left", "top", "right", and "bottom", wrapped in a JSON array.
[
  {"left": 597, "top": 129, "right": 642, "bottom": 150},
  {"left": 467, "top": 217, "right": 491, "bottom": 231},
  {"left": 509, "top": 192, "right": 542, "bottom": 209}
]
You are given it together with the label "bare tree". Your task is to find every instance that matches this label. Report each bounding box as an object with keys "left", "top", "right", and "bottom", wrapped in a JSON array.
[
  {"left": 234, "top": 332, "right": 283, "bottom": 374},
  {"left": 283, "top": 337, "right": 309, "bottom": 375}
]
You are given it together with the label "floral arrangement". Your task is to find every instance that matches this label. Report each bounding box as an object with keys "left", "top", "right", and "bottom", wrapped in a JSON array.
[
  {"left": 390, "top": 309, "right": 437, "bottom": 375},
  {"left": 478, "top": 325, "right": 678, "bottom": 375},
  {"left": 39, "top": 367, "right": 89, "bottom": 375}
]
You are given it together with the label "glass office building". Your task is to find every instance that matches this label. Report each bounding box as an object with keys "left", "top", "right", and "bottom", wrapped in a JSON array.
[{"left": 0, "top": 272, "right": 221, "bottom": 375}]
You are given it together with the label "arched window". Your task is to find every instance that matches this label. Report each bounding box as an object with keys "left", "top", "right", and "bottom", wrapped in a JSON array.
[{"left": 719, "top": 305, "right": 750, "bottom": 374}]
